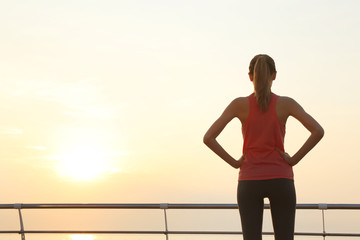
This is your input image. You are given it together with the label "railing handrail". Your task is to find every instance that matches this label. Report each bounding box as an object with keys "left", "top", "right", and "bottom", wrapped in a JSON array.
[{"left": 3, "top": 203, "right": 360, "bottom": 209}]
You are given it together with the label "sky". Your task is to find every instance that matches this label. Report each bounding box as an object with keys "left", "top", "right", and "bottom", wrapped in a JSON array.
[{"left": 1, "top": 0, "right": 360, "bottom": 239}]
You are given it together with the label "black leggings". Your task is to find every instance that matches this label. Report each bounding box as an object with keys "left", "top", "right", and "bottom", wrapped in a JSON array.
[{"left": 237, "top": 178, "right": 296, "bottom": 240}]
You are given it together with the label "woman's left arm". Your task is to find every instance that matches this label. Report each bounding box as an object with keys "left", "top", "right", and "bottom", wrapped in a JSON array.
[{"left": 277, "top": 98, "right": 324, "bottom": 166}]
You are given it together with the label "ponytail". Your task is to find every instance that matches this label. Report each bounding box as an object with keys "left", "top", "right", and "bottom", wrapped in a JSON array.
[{"left": 249, "top": 54, "right": 276, "bottom": 112}]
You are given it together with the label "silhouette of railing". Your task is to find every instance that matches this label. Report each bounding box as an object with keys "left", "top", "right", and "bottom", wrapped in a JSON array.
[{"left": 1, "top": 203, "right": 360, "bottom": 240}]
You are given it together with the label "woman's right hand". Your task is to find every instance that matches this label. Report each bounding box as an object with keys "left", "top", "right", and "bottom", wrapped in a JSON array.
[{"left": 233, "top": 154, "right": 245, "bottom": 169}]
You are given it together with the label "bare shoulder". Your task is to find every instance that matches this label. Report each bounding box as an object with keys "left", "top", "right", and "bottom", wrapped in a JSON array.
[
  {"left": 231, "top": 97, "right": 249, "bottom": 107},
  {"left": 229, "top": 97, "right": 249, "bottom": 113},
  {"left": 276, "top": 95, "right": 304, "bottom": 125},
  {"left": 277, "top": 95, "right": 297, "bottom": 105},
  {"left": 277, "top": 96, "right": 302, "bottom": 111},
  {"left": 278, "top": 96, "right": 310, "bottom": 123},
  {"left": 227, "top": 97, "right": 249, "bottom": 123}
]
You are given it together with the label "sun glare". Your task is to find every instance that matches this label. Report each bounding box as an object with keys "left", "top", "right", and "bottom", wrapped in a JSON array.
[
  {"left": 56, "top": 145, "right": 120, "bottom": 182},
  {"left": 69, "top": 234, "right": 95, "bottom": 240},
  {"left": 53, "top": 129, "right": 125, "bottom": 182}
]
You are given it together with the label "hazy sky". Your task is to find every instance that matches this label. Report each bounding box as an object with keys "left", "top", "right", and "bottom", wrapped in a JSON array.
[{"left": 1, "top": 0, "right": 360, "bottom": 239}]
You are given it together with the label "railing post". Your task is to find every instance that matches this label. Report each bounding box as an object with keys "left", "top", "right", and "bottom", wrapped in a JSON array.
[
  {"left": 14, "top": 203, "right": 26, "bottom": 240},
  {"left": 160, "top": 203, "right": 169, "bottom": 240},
  {"left": 319, "top": 203, "right": 328, "bottom": 240}
]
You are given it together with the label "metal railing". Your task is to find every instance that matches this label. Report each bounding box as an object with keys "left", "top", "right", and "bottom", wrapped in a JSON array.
[{"left": 0, "top": 203, "right": 360, "bottom": 239}]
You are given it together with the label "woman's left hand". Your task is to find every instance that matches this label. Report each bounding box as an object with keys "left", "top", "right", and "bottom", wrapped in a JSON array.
[{"left": 276, "top": 148, "right": 294, "bottom": 166}]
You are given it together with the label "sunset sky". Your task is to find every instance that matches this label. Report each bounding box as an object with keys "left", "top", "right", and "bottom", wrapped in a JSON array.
[{"left": 1, "top": 0, "right": 360, "bottom": 239}]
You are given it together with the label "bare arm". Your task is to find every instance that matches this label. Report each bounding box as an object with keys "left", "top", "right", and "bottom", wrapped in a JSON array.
[
  {"left": 203, "top": 99, "right": 245, "bottom": 169},
  {"left": 277, "top": 98, "right": 324, "bottom": 166}
]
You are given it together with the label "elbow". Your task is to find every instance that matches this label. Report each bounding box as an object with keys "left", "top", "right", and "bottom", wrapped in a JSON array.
[
  {"left": 203, "top": 134, "right": 214, "bottom": 146},
  {"left": 203, "top": 134, "right": 210, "bottom": 146},
  {"left": 315, "top": 125, "right": 325, "bottom": 140}
]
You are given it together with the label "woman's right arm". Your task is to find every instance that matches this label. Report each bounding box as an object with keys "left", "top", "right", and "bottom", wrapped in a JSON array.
[
  {"left": 278, "top": 98, "right": 324, "bottom": 166},
  {"left": 203, "top": 98, "right": 245, "bottom": 169}
]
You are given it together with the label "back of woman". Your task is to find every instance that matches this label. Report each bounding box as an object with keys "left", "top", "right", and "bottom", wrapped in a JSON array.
[
  {"left": 204, "top": 54, "right": 324, "bottom": 240},
  {"left": 240, "top": 92, "right": 292, "bottom": 180}
]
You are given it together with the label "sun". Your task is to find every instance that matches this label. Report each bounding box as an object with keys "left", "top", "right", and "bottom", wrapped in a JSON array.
[
  {"left": 56, "top": 145, "right": 120, "bottom": 182},
  {"left": 53, "top": 129, "right": 125, "bottom": 182}
]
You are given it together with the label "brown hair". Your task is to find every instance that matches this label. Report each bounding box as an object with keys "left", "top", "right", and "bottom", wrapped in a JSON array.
[{"left": 249, "top": 54, "right": 277, "bottom": 112}]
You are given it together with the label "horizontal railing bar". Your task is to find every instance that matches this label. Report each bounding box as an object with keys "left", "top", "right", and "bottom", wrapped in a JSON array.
[
  {"left": 0, "top": 230, "right": 359, "bottom": 237},
  {"left": 2, "top": 203, "right": 360, "bottom": 210}
]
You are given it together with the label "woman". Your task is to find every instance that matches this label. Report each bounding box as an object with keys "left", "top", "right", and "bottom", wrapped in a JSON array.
[{"left": 203, "top": 54, "right": 324, "bottom": 240}]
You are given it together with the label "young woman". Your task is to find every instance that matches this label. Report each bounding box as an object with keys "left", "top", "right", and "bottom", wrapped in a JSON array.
[{"left": 203, "top": 54, "right": 324, "bottom": 240}]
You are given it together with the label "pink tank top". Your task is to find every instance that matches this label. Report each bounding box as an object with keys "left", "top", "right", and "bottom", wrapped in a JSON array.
[{"left": 239, "top": 93, "right": 293, "bottom": 181}]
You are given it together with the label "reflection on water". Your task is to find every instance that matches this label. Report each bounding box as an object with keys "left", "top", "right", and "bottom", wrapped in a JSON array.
[{"left": 69, "top": 234, "right": 96, "bottom": 240}]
